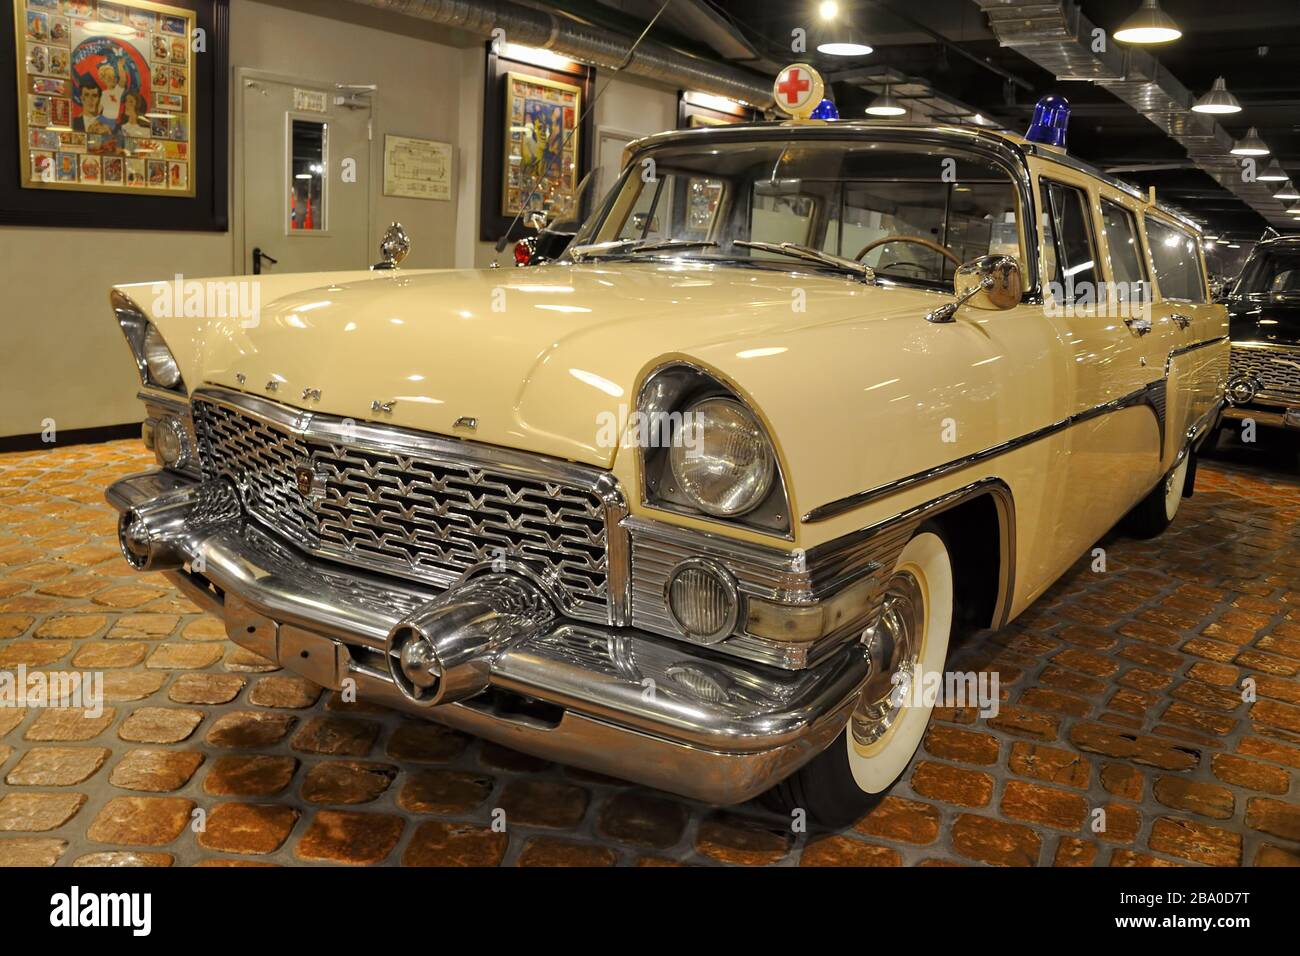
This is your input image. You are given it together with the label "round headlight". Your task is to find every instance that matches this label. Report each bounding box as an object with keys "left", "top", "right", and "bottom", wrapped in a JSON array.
[
  {"left": 142, "top": 324, "right": 182, "bottom": 389},
  {"left": 669, "top": 397, "right": 775, "bottom": 517},
  {"left": 665, "top": 559, "right": 739, "bottom": 644}
]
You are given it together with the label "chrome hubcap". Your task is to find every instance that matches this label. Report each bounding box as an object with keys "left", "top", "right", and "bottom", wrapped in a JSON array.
[{"left": 851, "top": 571, "right": 924, "bottom": 747}]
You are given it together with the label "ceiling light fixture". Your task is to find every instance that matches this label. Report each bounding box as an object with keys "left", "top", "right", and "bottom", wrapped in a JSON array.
[
  {"left": 1258, "top": 160, "right": 1288, "bottom": 181},
  {"left": 817, "top": 40, "right": 873, "bottom": 55},
  {"left": 865, "top": 86, "right": 906, "bottom": 116},
  {"left": 819, "top": 1, "right": 839, "bottom": 20},
  {"left": 1273, "top": 183, "right": 1300, "bottom": 201},
  {"left": 1191, "top": 77, "right": 1242, "bottom": 114},
  {"left": 1230, "top": 127, "right": 1270, "bottom": 156},
  {"left": 1113, "top": 0, "right": 1182, "bottom": 44}
]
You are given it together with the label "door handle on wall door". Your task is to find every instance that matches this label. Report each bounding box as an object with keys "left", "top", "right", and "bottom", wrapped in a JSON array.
[
  {"left": 252, "top": 247, "right": 278, "bottom": 275},
  {"left": 1168, "top": 313, "right": 1191, "bottom": 329},
  {"left": 1124, "top": 316, "right": 1152, "bottom": 336}
]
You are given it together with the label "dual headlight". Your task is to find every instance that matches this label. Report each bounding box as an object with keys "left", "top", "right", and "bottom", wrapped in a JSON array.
[
  {"left": 640, "top": 364, "right": 789, "bottom": 535},
  {"left": 111, "top": 290, "right": 186, "bottom": 394}
]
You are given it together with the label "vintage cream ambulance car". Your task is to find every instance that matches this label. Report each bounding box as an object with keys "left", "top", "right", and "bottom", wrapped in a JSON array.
[{"left": 107, "top": 68, "right": 1227, "bottom": 825}]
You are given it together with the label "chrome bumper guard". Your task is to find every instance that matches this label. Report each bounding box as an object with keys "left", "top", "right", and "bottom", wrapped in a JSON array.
[{"left": 107, "top": 471, "right": 868, "bottom": 804}]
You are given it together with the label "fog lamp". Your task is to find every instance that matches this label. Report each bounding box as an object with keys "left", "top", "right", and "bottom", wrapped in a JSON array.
[
  {"left": 155, "top": 417, "right": 191, "bottom": 469},
  {"left": 666, "top": 559, "right": 739, "bottom": 644}
]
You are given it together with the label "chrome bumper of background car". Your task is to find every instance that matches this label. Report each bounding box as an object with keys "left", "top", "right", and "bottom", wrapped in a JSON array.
[{"left": 106, "top": 471, "right": 868, "bottom": 804}]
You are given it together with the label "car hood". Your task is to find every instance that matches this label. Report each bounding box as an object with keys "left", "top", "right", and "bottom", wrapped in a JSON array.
[
  {"left": 132, "top": 262, "right": 949, "bottom": 468},
  {"left": 1230, "top": 295, "right": 1300, "bottom": 346}
]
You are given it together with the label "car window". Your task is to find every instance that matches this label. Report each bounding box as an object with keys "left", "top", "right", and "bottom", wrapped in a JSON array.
[
  {"left": 821, "top": 182, "right": 1019, "bottom": 282},
  {"left": 1144, "top": 216, "right": 1205, "bottom": 303},
  {"left": 583, "top": 140, "right": 1023, "bottom": 290},
  {"left": 1040, "top": 180, "right": 1098, "bottom": 304},
  {"left": 1100, "top": 200, "right": 1147, "bottom": 288}
]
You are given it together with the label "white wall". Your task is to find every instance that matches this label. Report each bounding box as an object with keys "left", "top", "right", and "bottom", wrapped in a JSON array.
[{"left": 0, "top": 0, "right": 683, "bottom": 437}]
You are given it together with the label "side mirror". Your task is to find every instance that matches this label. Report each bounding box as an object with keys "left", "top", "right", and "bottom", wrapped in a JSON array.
[{"left": 926, "top": 255, "right": 1023, "bottom": 323}]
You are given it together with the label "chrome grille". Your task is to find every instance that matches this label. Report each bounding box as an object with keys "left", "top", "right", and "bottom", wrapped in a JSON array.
[
  {"left": 1230, "top": 344, "right": 1300, "bottom": 404},
  {"left": 192, "top": 392, "right": 616, "bottom": 621}
]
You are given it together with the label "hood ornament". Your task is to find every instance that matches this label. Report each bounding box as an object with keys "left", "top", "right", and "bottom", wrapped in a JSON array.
[{"left": 371, "top": 222, "right": 410, "bottom": 270}]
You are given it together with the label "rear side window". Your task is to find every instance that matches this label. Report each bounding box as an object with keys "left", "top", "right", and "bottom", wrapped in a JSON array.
[
  {"left": 1101, "top": 200, "right": 1147, "bottom": 288},
  {"left": 1040, "top": 180, "right": 1098, "bottom": 304},
  {"left": 1144, "top": 216, "right": 1205, "bottom": 303}
]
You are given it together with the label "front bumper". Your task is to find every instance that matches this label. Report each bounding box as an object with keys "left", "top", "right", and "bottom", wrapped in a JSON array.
[{"left": 107, "top": 471, "right": 868, "bottom": 804}]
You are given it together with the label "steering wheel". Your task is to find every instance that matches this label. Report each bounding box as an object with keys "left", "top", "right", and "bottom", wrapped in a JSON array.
[{"left": 855, "top": 235, "right": 962, "bottom": 269}]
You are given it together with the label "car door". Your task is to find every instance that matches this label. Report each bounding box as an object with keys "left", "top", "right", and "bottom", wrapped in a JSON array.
[
  {"left": 1142, "top": 211, "right": 1227, "bottom": 463},
  {"left": 1035, "top": 172, "right": 1163, "bottom": 554}
]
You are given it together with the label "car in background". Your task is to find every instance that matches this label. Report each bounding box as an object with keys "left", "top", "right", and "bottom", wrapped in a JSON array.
[{"left": 1222, "top": 235, "right": 1300, "bottom": 433}]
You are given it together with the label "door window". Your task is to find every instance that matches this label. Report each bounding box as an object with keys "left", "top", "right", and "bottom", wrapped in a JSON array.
[
  {"left": 289, "top": 118, "right": 328, "bottom": 232},
  {"left": 1100, "top": 200, "right": 1147, "bottom": 288},
  {"left": 1144, "top": 216, "right": 1206, "bottom": 303},
  {"left": 1040, "top": 180, "right": 1098, "bottom": 304}
]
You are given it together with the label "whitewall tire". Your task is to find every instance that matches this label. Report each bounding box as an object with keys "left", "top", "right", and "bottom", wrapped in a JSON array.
[{"left": 761, "top": 523, "right": 956, "bottom": 827}]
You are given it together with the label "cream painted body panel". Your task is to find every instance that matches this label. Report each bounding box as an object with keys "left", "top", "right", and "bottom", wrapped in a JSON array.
[{"left": 113, "top": 149, "right": 1227, "bottom": 633}]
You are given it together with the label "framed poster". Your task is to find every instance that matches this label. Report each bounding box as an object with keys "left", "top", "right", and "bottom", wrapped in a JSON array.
[
  {"left": 480, "top": 44, "right": 593, "bottom": 244},
  {"left": 0, "top": 0, "right": 227, "bottom": 228},
  {"left": 501, "top": 70, "right": 580, "bottom": 218},
  {"left": 383, "top": 134, "right": 451, "bottom": 201},
  {"left": 14, "top": 0, "right": 195, "bottom": 196}
]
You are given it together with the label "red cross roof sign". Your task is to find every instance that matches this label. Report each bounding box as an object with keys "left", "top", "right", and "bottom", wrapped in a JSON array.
[{"left": 773, "top": 63, "right": 824, "bottom": 119}]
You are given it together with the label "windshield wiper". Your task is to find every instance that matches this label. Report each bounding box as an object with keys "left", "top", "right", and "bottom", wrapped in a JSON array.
[
  {"left": 569, "top": 238, "right": 719, "bottom": 261},
  {"left": 733, "top": 240, "right": 875, "bottom": 284}
]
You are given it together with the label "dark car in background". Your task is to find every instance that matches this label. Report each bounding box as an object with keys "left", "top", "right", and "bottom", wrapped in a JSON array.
[{"left": 1221, "top": 236, "right": 1300, "bottom": 434}]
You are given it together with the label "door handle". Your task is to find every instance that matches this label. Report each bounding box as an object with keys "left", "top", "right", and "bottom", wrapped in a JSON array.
[
  {"left": 1168, "top": 313, "right": 1191, "bottom": 330},
  {"left": 252, "top": 247, "right": 278, "bottom": 275},
  {"left": 1124, "top": 316, "right": 1152, "bottom": 336}
]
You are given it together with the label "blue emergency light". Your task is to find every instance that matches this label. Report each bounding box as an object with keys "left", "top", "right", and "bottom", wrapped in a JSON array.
[
  {"left": 1025, "top": 95, "right": 1070, "bottom": 148},
  {"left": 810, "top": 98, "right": 840, "bottom": 120}
]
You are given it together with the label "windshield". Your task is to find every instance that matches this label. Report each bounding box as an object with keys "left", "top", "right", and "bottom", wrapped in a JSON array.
[
  {"left": 1235, "top": 246, "right": 1300, "bottom": 299},
  {"left": 571, "top": 137, "right": 1024, "bottom": 287}
]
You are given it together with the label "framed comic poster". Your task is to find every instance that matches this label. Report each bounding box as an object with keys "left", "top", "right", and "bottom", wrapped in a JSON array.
[
  {"left": 0, "top": 0, "right": 227, "bottom": 228},
  {"left": 480, "top": 44, "right": 593, "bottom": 244},
  {"left": 501, "top": 71, "right": 580, "bottom": 218}
]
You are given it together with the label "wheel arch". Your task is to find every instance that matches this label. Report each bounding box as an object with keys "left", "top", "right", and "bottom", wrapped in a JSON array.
[{"left": 924, "top": 481, "right": 1016, "bottom": 633}]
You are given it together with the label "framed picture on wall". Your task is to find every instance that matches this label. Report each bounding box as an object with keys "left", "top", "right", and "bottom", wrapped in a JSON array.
[
  {"left": 480, "top": 43, "right": 593, "bottom": 244},
  {"left": 0, "top": 0, "right": 228, "bottom": 228},
  {"left": 501, "top": 70, "right": 581, "bottom": 219},
  {"left": 13, "top": 0, "right": 196, "bottom": 197}
]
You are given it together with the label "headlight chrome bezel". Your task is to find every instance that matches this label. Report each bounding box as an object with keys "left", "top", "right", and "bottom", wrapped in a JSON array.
[
  {"left": 111, "top": 289, "right": 187, "bottom": 395},
  {"left": 637, "top": 362, "right": 792, "bottom": 537}
]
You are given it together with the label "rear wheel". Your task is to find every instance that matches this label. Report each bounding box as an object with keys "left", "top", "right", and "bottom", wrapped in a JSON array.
[
  {"left": 1125, "top": 453, "right": 1190, "bottom": 539},
  {"left": 762, "top": 524, "right": 955, "bottom": 828}
]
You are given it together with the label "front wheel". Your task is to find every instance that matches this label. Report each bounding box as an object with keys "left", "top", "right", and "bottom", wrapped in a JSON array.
[
  {"left": 1124, "top": 453, "right": 1190, "bottom": 539},
  {"left": 761, "top": 524, "right": 955, "bottom": 828}
]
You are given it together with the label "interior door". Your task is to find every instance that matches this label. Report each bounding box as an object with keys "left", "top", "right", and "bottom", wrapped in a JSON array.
[{"left": 240, "top": 76, "right": 372, "bottom": 275}]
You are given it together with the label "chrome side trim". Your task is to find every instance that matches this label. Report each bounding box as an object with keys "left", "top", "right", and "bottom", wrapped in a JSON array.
[
  {"left": 803, "top": 380, "right": 1169, "bottom": 523},
  {"left": 1165, "top": 334, "right": 1230, "bottom": 374}
]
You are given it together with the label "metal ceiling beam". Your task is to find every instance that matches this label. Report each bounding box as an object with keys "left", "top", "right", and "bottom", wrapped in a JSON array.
[{"left": 971, "top": 0, "right": 1292, "bottom": 228}]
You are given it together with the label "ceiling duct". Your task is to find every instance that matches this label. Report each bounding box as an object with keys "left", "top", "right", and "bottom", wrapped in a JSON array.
[
  {"left": 972, "top": 0, "right": 1290, "bottom": 228},
  {"left": 831, "top": 66, "right": 1006, "bottom": 130},
  {"left": 341, "top": 0, "right": 774, "bottom": 107}
]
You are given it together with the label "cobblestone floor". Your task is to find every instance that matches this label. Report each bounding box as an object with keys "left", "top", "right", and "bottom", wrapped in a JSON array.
[{"left": 0, "top": 436, "right": 1297, "bottom": 867}]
